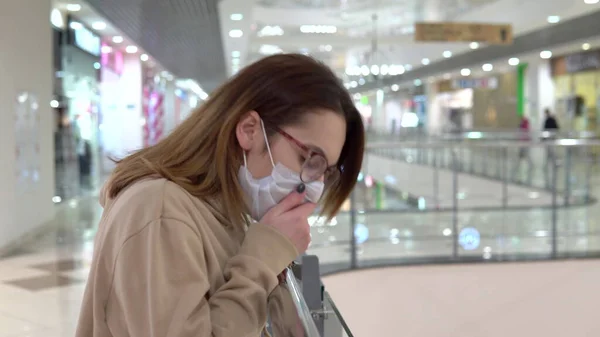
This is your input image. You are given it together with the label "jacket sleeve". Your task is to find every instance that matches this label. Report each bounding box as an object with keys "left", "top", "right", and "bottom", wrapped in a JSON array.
[
  {"left": 106, "top": 218, "right": 298, "bottom": 337},
  {"left": 268, "top": 284, "right": 306, "bottom": 337}
]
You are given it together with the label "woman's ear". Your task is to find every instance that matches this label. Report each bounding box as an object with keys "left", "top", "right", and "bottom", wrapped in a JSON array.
[{"left": 236, "top": 111, "right": 262, "bottom": 151}]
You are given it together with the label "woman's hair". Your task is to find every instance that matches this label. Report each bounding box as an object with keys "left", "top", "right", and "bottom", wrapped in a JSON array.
[{"left": 107, "top": 53, "right": 364, "bottom": 226}]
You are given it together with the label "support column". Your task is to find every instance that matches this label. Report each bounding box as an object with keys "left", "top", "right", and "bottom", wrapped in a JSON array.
[
  {"left": 0, "top": 0, "right": 55, "bottom": 251},
  {"left": 525, "top": 60, "right": 555, "bottom": 130},
  {"left": 517, "top": 63, "right": 528, "bottom": 118}
]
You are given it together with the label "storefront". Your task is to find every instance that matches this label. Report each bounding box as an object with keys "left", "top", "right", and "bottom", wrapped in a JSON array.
[
  {"left": 60, "top": 17, "right": 102, "bottom": 194},
  {"left": 98, "top": 42, "right": 128, "bottom": 174},
  {"left": 551, "top": 49, "right": 600, "bottom": 132},
  {"left": 430, "top": 73, "right": 520, "bottom": 133},
  {"left": 383, "top": 86, "right": 425, "bottom": 135},
  {"left": 359, "top": 85, "right": 427, "bottom": 136},
  {"left": 142, "top": 67, "right": 168, "bottom": 147},
  {"left": 52, "top": 25, "right": 80, "bottom": 201},
  {"left": 430, "top": 83, "right": 474, "bottom": 134}
]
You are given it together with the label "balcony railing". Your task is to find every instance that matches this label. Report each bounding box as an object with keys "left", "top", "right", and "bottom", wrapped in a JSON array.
[{"left": 276, "top": 137, "right": 600, "bottom": 336}]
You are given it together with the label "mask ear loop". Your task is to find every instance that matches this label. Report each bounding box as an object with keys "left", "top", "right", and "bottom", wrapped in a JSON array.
[{"left": 260, "top": 119, "right": 275, "bottom": 167}]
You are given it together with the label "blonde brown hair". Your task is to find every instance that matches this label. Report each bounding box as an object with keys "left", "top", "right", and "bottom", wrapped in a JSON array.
[{"left": 107, "top": 54, "right": 364, "bottom": 227}]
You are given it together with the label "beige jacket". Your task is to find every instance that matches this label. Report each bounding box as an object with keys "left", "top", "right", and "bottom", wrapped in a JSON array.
[{"left": 75, "top": 178, "right": 303, "bottom": 337}]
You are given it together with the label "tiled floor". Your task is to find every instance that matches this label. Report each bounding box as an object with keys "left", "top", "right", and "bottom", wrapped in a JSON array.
[
  {"left": 323, "top": 260, "right": 600, "bottom": 337},
  {"left": 0, "top": 252, "right": 90, "bottom": 336}
]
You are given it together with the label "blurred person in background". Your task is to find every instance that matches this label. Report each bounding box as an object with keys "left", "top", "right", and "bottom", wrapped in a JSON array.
[
  {"left": 512, "top": 114, "right": 533, "bottom": 184},
  {"left": 543, "top": 108, "right": 559, "bottom": 132},
  {"left": 542, "top": 108, "right": 559, "bottom": 187},
  {"left": 75, "top": 54, "right": 365, "bottom": 337}
]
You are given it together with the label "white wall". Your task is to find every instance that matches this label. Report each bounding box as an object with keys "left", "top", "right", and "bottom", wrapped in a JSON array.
[
  {"left": 0, "top": 0, "right": 54, "bottom": 249},
  {"left": 99, "top": 55, "right": 144, "bottom": 162},
  {"left": 120, "top": 54, "right": 144, "bottom": 155},
  {"left": 368, "top": 89, "right": 387, "bottom": 133},
  {"left": 525, "top": 60, "right": 556, "bottom": 130},
  {"left": 426, "top": 82, "right": 444, "bottom": 135}
]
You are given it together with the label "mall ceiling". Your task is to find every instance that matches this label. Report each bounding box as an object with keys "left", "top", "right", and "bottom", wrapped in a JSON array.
[
  {"left": 224, "top": 0, "right": 600, "bottom": 85},
  {"left": 86, "top": 0, "right": 226, "bottom": 92}
]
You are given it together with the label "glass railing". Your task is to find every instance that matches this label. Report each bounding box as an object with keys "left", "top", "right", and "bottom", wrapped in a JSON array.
[
  {"left": 272, "top": 256, "right": 353, "bottom": 337},
  {"left": 275, "top": 138, "right": 600, "bottom": 337},
  {"left": 366, "top": 128, "right": 599, "bottom": 142},
  {"left": 307, "top": 139, "right": 600, "bottom": 274}
]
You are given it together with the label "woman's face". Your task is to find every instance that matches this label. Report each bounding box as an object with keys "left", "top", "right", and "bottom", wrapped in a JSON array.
[{"left": 237, "top": 109, "right": 346, "bottom": 182}]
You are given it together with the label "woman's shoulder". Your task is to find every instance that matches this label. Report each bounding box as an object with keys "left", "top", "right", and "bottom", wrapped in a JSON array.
[{"left": 105, "top": 178, "right": 213, "bottom": 227}]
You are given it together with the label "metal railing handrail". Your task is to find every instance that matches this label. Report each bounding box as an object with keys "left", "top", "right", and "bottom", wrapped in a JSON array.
[
  {"left": 285, "top": 266, "right": 322, "bottom": 337},
  {"left": 366, "top": 129, "right": 599, "bottom": 141},
  {"left": 366, "top": 138, "right": 600, "bottom": 149}
]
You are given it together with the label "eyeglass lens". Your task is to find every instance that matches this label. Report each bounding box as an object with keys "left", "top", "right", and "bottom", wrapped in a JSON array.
[{"left": 300, "top": 154, "right": 328, "bottom": 182}]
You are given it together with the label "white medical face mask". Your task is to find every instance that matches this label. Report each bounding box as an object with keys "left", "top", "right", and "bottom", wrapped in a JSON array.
[{"left": 238, "top": 120, "right": 325, "bottom": 221}]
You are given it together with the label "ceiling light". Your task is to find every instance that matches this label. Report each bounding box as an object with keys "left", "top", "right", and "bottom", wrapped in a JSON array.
[
  {"left": 50, "top": 9, "right": 64, "bottom": 28},
  {"left": 230, "top": 13, "right": 243, "bottom": 21},
  {"left": 299, "top": 25, "right": 337, "bottom": 34},
  {"left": 443, "top": 50, "right": 452, "bottom": 58},
  {"left": 461, "top": 68, "right": 471, "bottom": 76},
  {"left": 360, "top": 65, "right": 370, "bottom": 76},
  {"left": 113, "top": 36, "right": 124, "bottom": 43},
  {"left": 358, "top": 78, "right": 366, "bottom": 85},
  {"left": 391, "top": 84, "right": 399, "bottom": 91},
  {"left": 126, "top": 45, "right": 138, "bottom": 54},
  {"left": 69, "top": 21, "right": 83, "bottom": 30},
  {"left": 140, "top": 54, "right": 149, "bottom": 61},
  {"left": 319, "top": 44, "right": 333, "bottom": 52},
  {"left": 482, "top": 63, "right": 493, "bottom": 72},
  {"left": 350, "top": 81, "right": 358, "bottom": 88},
  {"left": 400, "top": 26, "right": 415, "bottom": 34},
  {"left": 232, "top": 51, "right": 241, "bottom": 57},
  {"left": 345, "top": 66, "right": 359, "bottom": 76},
  {"left": 421, "top": 58, "right": 430, "bottom": 65},
  {"left": 259, "top": 44, "right": 283, "bottom": 55},
  {"left": 93, "top": 62, "right": 101, "bottom": 70},
  {"left": 585, "top": 0, "right": 599, "bottom": 3},
  {"left": 405, "top": 64, "right": 412, "bottom": 71},
  {"left": 390, "top": 64, "right": 405, "bottom": 75},
  {"left": 92, "top": 21, "right": 106, "bottom": 30},
  {"left": 380, "top": 64, "right": 389, "bottom": 75},
  {"left": 229, "top": 29, "right": 243, "bottom": 38},
  {"left": 66, "top": 4, "right": 81, "bottom": 12},
  {"left": 101, "top": 45, "right": 112, "bottom": 54},
  {"left": 469, "top": 42, "right": 479, "bottom": 49},
  {"left": 257, "top": 25, "right": 284, "bottom": 37},
  {"left": 414, "top": 79, "right": 422, "bottom": 86},
  {"left": 582, "top": 43, "right": 591, "bottom": 50},
  {"left": 540, "top": 50, "right": 553, "bottom": 59},
  {"left": 547, "top": 15, "right": 560, "bottom": 24},
  {"left": 50, "top": 100, "right": 60, "bottom": 108},
  {"left": 232, "top": 58, "right": 240, "bottom": 66},
  {"left": 508, "top": 57, "right": 520, "bottom": 66},
  {"left": 370, "top": 65, "right": 380, "bottom": 75}
]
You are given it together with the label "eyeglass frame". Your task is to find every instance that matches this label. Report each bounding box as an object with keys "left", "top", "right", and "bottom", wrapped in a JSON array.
[{"left": 269, "top": 125, "right": 340, "bottom": 183}]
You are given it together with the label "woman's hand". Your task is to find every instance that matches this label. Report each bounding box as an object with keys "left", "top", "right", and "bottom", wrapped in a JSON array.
[{"left": 259, "top": 190, "right": 316, "bottom": 255}]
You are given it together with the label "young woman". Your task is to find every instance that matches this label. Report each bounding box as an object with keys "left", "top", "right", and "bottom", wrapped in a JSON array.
[{"left": 76, "top": 53, "right": 364, "bottom": 337}]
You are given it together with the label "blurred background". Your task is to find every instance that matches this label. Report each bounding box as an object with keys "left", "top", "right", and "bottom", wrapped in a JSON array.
[{"left": 2, "top": 0, "right": 600, "bottom": 336}]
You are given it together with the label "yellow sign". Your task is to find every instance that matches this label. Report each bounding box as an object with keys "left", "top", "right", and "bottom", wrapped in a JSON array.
[{"left": 414, "top": 22, "right": 513, "bottom": 45}]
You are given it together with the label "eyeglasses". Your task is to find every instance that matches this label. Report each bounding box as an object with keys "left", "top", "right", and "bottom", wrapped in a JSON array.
[{"left": 271, "top": 126, "right": 340, "bottom": 183}]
